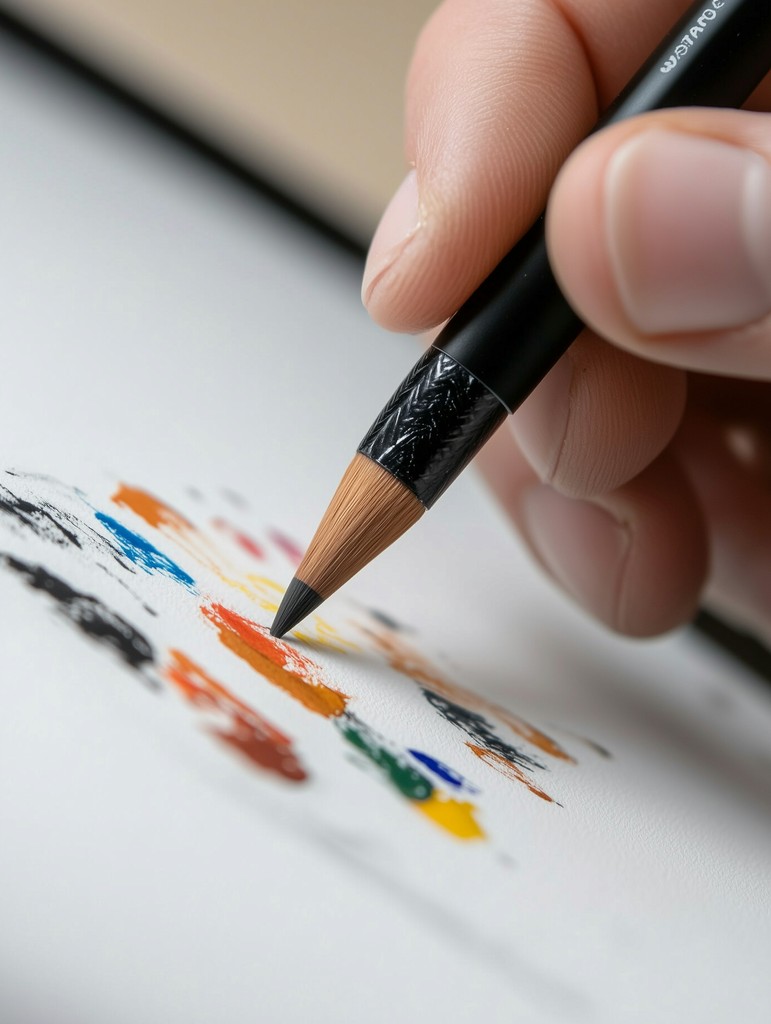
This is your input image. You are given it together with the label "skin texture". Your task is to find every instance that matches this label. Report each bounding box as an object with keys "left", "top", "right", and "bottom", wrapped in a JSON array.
[{"left": 362, "top": 0, "right": 771, "bottom": 639}]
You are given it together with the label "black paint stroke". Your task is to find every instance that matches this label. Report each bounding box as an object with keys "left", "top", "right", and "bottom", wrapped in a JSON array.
[
  {"left": 0, "top": 484, "right": 81, "bottom": 548},
  {"left": 0, "top": 478, "right": 134, "bottom": 573},
  {"left": 422, "top": 689, "right": 545, "bottom": 772},
  {"left": 1, "top": 555, "right": 156, "bottom": 676}
]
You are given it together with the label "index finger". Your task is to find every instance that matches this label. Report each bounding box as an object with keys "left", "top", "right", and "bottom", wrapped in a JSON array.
[{"left": 363, "top": 0, "right": 700, "bottom": 333}]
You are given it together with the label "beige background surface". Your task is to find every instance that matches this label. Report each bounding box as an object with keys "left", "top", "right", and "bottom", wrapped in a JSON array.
[{"left": 1, "top": 0, "right": 440, "bottom": 243}]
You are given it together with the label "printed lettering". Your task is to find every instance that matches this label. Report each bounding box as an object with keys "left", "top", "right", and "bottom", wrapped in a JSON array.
[{"left": 660, "top": 2, "right": 725, "bottom": 76}]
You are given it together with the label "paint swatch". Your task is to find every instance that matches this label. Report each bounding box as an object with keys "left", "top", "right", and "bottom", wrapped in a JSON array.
[
  {"left": 203, "top": 602, "right": 349, "bottom": 718},
  {"left": 96, "top": 512, "right": 195, "bottom": 590},
  {"left": 1, "top": 554, "right": 155, "bottom": 675}
]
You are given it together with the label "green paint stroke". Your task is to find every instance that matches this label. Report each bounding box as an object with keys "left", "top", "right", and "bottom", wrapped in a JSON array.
[{"left": 338, "top": 714, "right": 433, "bottom": 801}]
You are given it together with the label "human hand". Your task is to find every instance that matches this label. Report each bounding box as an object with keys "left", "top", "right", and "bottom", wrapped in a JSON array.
[{"left": 361, "top": 0, "right": 771, "bottom": 640}]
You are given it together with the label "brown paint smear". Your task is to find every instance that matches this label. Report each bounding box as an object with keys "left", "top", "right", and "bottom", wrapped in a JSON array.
[
  {"left": 466, "top": 744, "right": 555, "bottom": 803},
  {"left": 203, "top": 603, "right": 348, "bottom": 718},
  {"left": 363, "top": 626, "right": 574, "bottom": 763},
  {"left": 166, "top": 649, "right": 307, "bottom": 782}
]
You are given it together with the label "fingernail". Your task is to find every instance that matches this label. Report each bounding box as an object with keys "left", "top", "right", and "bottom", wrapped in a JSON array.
[
  {"left": 604, "top": 130, "right": 771, "bottom": 334},
  {"left": 520, "top": 485, "right": 630, "bottom": 627},
  {"left": 362, "top": 169, "right": 420, "bottom": 306}
]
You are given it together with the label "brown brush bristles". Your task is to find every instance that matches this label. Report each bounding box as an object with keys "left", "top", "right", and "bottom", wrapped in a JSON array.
[{"left": 296, "top": 453, "right": 425, "bottom": 600}]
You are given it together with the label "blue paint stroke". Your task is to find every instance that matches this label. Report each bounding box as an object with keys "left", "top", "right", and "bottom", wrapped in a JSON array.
[
  {"left": 95, "top": 512, "right": 195, "bottom": 590},
  {"left": 408, "top": 750, "right": 478, "bottom": 793}
]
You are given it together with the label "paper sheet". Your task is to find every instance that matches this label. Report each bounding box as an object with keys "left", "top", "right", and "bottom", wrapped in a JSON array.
[{"left": 1, "top": 29, "right": 770, "bottom": 1024}]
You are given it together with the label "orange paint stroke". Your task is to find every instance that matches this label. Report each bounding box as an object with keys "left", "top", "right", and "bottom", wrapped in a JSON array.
[
  {"left": 113, "top": 483, "right": 194, "bottom": 533},
  {"left": 362, "top": 625, "right": 574, "bottom": 763},
  {"left": 467, "top": 744, "right": 555, "bottom": 803},
  {"left": 165, "top": 650, "right": 307, "bottom": 782},
  {"left": 202, "top": 603, "right": 348, "bottom": 718}
]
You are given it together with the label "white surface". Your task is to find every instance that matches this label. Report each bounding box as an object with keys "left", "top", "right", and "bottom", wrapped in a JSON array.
[{"left": 0, "top": 32, "right": 770, "bottom": 1024}]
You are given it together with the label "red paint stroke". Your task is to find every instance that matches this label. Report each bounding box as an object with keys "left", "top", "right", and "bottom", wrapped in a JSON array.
[
  {"left": 166, "top": 650, "right": 307, "bottom": 782},
  {"left": 467, "top": 744, "right": 555, "bottom": 803},
  {"left": 202, "top": 603, "right": 348, "bottom": 718},
  {"left": 211, "top": 517, "right": 265, "bottom": 561},
  {"left": 267, "top": 528, "right": 304, "bottom": 567}
]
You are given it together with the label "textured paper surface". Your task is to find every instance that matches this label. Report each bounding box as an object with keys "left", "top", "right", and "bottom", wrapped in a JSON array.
[{"left": 1, "top": 31, "right": 770, "bottom": 1024}]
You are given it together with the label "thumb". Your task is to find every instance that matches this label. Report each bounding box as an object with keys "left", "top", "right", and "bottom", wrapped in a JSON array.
[{"left": 546, "top": 107, "right": 771, "bottom": 377}]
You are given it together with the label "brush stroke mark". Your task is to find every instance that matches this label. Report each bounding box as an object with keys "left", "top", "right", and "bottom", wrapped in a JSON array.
[
  {"left": 467, "top": 745, "right": 556, "bottom": 804},
  {"left": 367, "top": 607, "right": 410, "bottom": 633},
  {"left": 338, "top": 714, "right": 484, "bottom": 840},
  {"left": 1, "top": 554, "right": 156, "bottom": 677},
  {"left": 291, "top": 613, "right": 360, "bottom": 655},
  {"left": 202, "top": 603, "right": 348, "bottom": 718},
  {"left": 553, "top": 727, "right": 612, "bottom": 760},
  {"left": 364, "top": 623, "right": 574, "bottom": 763},
  {"left": 267, "top": 528, "right": 304, "bottom": 567},
  {"left": 113, "top": 483, "right": 265, "bottom": 600},
  {"left": 0, "top": 484, "right": 80, "bottom": 547},
  {"left": 408, "top": 750, "right": 478, "bottom": 792},
  {"left": 113, "top": 483, "right": 196, "bottom": 534},
  {"left": 422, "top": 690, "right": 544, "bottom": 772},
  {"left": 241, "top": 574, "right": 285, "bottom": 614},
  {"left": 211, "top": 517, "right": 264, "bottom": 561},
  {"left": 416, "top": 792, "right": 485, "bottom": 839},
  {"left": 95, "top": 512, "right": 196, "bottom": 590},
  {"left": 339, "top": 713, "right": 432, "bottom": 800},
  {"left": 222, "top": 488, "right": 249, "bottom": 511},
  {"left": 165, "top": 650, "right": 307, "bottom": 782},
  {"left": 0, "top": 480, "right": 136, "bottom": 572}
]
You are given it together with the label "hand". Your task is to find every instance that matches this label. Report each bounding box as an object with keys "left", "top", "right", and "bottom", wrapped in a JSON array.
[{"left": 360, "top": 0, "right": 771, "bottom": 640}]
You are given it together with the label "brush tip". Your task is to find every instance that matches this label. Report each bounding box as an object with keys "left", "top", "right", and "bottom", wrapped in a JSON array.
[{"left": 270, "top": 577, "right": 324, "bottom": 638}]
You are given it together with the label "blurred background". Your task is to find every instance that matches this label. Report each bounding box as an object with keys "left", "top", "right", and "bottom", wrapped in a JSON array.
[{"left": 0, "top": 0, "right": 440, "bottom": 246}]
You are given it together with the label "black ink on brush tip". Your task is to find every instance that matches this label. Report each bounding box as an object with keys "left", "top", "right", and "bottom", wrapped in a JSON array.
[{"left": 1, "top": 555, "right": 156, "bottom": 676}]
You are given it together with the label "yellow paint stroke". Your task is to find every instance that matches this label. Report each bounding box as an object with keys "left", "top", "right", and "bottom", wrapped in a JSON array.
[
  {"left": 293, "top": 614, "right": 360, "bottom": 654},
  {"left": 202, "top": 602, "right": 348, "bottom": 718},
  {"left": 415, "top": 791, "right": 486, "bottom": 839},
  {"left": 243, "top": 574, "right": 286, "bottom": 613},
  {"left": 362, "top": 623, "right": 574, "bottom": 763},
  {"left": 467, "top": 744, "right": 555, "bottom": 803}
]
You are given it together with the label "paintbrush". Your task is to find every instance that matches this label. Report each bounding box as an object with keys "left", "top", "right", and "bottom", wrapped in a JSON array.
[{"left": 272, "top": 0, "right": 771, "bottom": 637}]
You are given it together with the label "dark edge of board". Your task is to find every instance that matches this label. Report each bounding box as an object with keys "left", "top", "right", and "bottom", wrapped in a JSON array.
[{"left": 0, "top": 6, "right": 365, "bottom": 264}]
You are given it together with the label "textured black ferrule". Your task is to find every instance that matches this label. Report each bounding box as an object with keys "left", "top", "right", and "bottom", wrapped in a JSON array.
[{"left": 357, "top": 348, "right": 507, "bottom": 508}]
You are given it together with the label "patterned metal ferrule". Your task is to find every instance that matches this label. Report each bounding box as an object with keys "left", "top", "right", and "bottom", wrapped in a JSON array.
[{"left": 357, "top": 348, "right": 507, "bottom": 508}]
